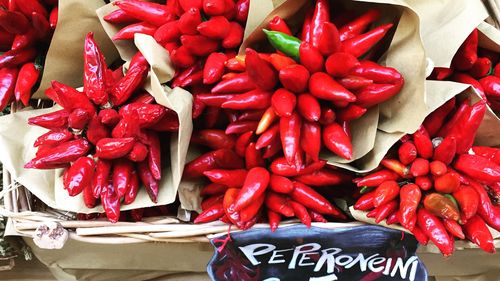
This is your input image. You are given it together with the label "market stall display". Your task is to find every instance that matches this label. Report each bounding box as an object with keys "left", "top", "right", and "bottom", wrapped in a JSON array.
[{"left": 0, "top": 0, "right": 499, "bottom": 280}]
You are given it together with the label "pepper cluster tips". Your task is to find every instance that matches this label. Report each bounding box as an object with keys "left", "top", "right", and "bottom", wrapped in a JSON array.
[
  {"left": 354, "top": 97, "right": 499, "bottom": 256},
  {"left": 25, "top": 33, "right": 179, "bottom": 223},
  {"left": 0, "top": 0, "right": 58, "bottom": 111}
]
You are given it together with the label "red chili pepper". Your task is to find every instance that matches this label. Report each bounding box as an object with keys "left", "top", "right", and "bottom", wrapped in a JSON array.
[
  {"left": 336, "top": 104, "right": 366, "bottom": 121},
  {"left": 235, "top": 0, "right": 249, "bottom": 23},
  {"left": 68, "top": 108, "right": 91, "bottom": 130},
  {"left": 454, "top": 154, "right": 500, "bottom": 185},
  {"left": 255, "top": 108, "right": 276, "bottom": 135},
  {"left": 271, "top": 88, "right": 296, "bottom": 118},
  {"left": 0, "top": 10, "right": 30, "bottom": 34},
  {"left": 299, "top": 42, "right": 324, "bottom": 73},
  {"left": 25, "top": 139, "right": 91, "bottom": 169},
  {"left": 101, "top": 183, "right": 120, "bottom": 223},
  {"left": 269, "top": 15, "right": 292, "bottom": 35},
  {"left": 353, "top": 169, "right": 398, "bottom": 188},
  {"left": 170, "top": 46, "right": 196, "bottom": 68},
  {"left": 14, "top": 0, "right": 48, "bottom": 18},
  {"left": 342, "top": 24, "right": 393, "bottom": 58},
  {"left": 411, "top": 226, "right": 429, "bottom": 246},
  {"left": 289, "top": 200, "right": 312, "bottom": 227},
  {"left": 468, "top": 180, "right": 500, "bottom": 231},
  {"left": 103, "top": 8, "right": 138, "bottom": 24},
  {"left": 443, "top": 218, "right": 465, "bottom": 239},
  {"left": 268, "top": 210, "right": 281, "bottom": 232},
  {"left": 423, "top": 193, "right": 460, "bottom": 221},
  {"left": 317, "top": 22, "right": 341, "bottom": 56},
  {"left": 98, "top": 109, "right": 120, "bottom": 127},
  {"left": 245, "top": 142, "right": 264, "bottom": 169},
  {"left": 279, "top": 64, "right": 310, "bottom": 93},
  {"left": 114, "top": 0, "right": 173, "bottom": 26},
  {"left": 470, "top": 57, "right": 491, "bottom": 78},
  {"left": 429, "top": 67, "right": 453, "bottom": 80},
  {"left": 191, "top": 129, "right": 235, "bottom": 150},
  {"left": 417, "top": 208, "right": 454, "bottom": 256},
  {"left": 124, "top": 169, "right": 139, "bottom": 204},
  {"left": 372, "top": 180, "right": 399, "bottom": 208},
  {"left": 373, "top": 200, "right": 398, "bottom": 223},
  {"left": 232, "top": 130, "right": 253, "bottom": 157},
  {"left": 463, "top": 215, "right": 496, "bottom": 253},
  {"left": 51, "top": 81, "right": 95, "bottom": 115},
  {"left": 204, "top": 169, "right": 248, "bottom": 188},
  {"left": 338, "top": 9, "right": 381, "bottom": 41},
  {"left": 177, "top": 8, "right": 201, "bottom": 35},
  {"left": 144, "top": 131, "right": 161, "bottom": 180},
  {"left": 410, "top": 158, "right": 429, "bottom": 177},
  {"left": 432, "top": 136, "right": 456, "bottom": 165},
  {"left": 480, "top": 75, "right": 500, "bottom": 101},
  {"left": 112, "top": 159, "right": 133, "bottom": 198},
  {"left": 354, "top": 80, "right": 404, "bottom": 108},
  {"left": 296, "top": 93, "right": 321, "bottom": 122},
  {"left": 272, "top": 156, "right": 325, "bottom": 176},
  {"left": 270, "top": 53, "right": 296, "bottom": 71},
  {"left": 397, "top": 141, "right": 417, "bottom": 165},
  {"left": 309, "top": 72, "right": 356, "bottom": 103},
  {"left": 200, "top": 183, "right": 229, "bottom": 197},
  {"left": 472, "top": 146, "right": 500, "bottom": 165},
  {"left": 222, "top": 22, "right": 244, "bottom": 49},
  {"left": 245, "top": 48, "right": 278, "bottom": 91},
  {"left": 414, "top": 176, "right": 432, "bottom": 191},
  {"left": 399, "top": 183, "right": 421, "bottom": 231},
  {"left": 309, "top": 0, "right": 329, "bottom": 48},
  {"left": 204, "top": 0, "right": 228, "bottom": 16},
  {"left": 31, "top": 12, "right": 50, "bottom": 40},
  {"left": 95, "top": 138, "right": 135, "bottom": 160},
  {"left": 433, "top": 172, "right": 460, "bottom": 193},
  {"left": 92, "top": 159, "right": 111, "bottom": 199},
  {"left": 380, "top": 159, "right": 409, "bottom": 178},
  {"left": 63, "top": 157, "right": 95, "bottom": 197},
  {"left": 197, "top": 16, "right": 230, "bottom": 39},
  {"left": 294, "top": 168, "right": 350, "bottom": 187},
  {"left": 265, "top": 192, "right": 294, "bottom": 217},
  {"left": 322, "top": 122, "right": 353, "bottom": 160},
  {"left": 225, "top": 120, "right": 258, "bottom": 135},
  {"left": 154, "top": 20, "right": 180, "bottom": 43},
  {"left": 437, "top": 97, "right": 470, "bottom": 137},
  {"left": 137, "top": 160, "right": 159, "bottom": 203},
  {"left": 429, "top": 160, "right": 447, "bottom": 176},
  {"left": 83, "top": 32, "right": 108, "bottom": 105},
  {"left": 110, "top": 63, "right": 148, "bottom": 106},
  {"left": 452, "top": 29, "right": 478, "bottom": 71},
  {"left": 291, "top": 181, "right": 341, "bottom": 216},
  {"left": 319, "top": 105, "right": 336, "bottom": 125},
  {"left": 212, "top": 72, "right": 255, "bottom": 93},
  {"left": 0, "top": 68, "right": 18, "bottom": 111},
  {"left": 13, "top": 62, "right": 38, "bottom": 106},
  {"left": 269, "top": 174, "right": 294, "bottom": 194},
  {"left": 195, "top": 203, "right": 225, "bottom": 223},
  {"left": 232, "top": 167, "right": 269, "bottom": 212},
  {"left": 0, "top": 48, "right": 37, "bottom": 69},
  {"left": 203, "top": 52, "right": 227, "bottom": 85},
  {"left": 181, "top": 35, "right": 220, "bottom": 57},
  {"left": 221, "top": 89, "right": 271, "bottom": 110},
  {"left": 301, "top": 7, "right": 313, "bottom": 42},
  {"left": 112, "top": 22, "right": 156, "bottom": 40},
  {"left": 280, "top": 111, "right": 301, "bottom": 164},
  {"left": 83, "top": 180, "right": 96, "bottom": 208},
  {"left": 351, "top": 61, "right": 402, "bottom": 84},
  {"left": 87, "top": 116, "right": 110, "bottom": 145},
  {"left": 11, "top": 29, "right": 37, "bottom": 51},
  {"left": 34, "top": 129, "right": 73, "bottom": 148},
  {"left": 413, "top": 126, "right": 433, "bottom": 159},
  {"left": 354, "top": 192, "right": 375, "bottom": 211},
  {"left": 386, "top": 210, "right": 399, "bottom": 225},
  {"left": 451, "top": 73, "right": 486, "bottom": 101},
  {"left": 300, "top": 121, "right": 321, "bottom": 162},
  {"left": 423, "top": 97, "right": 456, "bottom": 137}
]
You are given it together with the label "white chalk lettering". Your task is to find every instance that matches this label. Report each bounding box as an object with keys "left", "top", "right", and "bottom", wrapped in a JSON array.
[
  {"left": 298, "top": 252, "right": 316, "bottom": 267},
  {"left": 269, "top": 248, "right": 293, "bottom": 264},
  {"left": 344, "top": 253, "right": 379, "bottom": 271},
  {"left": 391, "top": 256, "right": 419, "bottom": 281},
  {"left": 289, "top": 243, "right": 321, "bottom": 269},
  {"left": 314, "top": 248, "right": 342, "bottom": 274},
  {"left": 309, "top": 273, "right": 338, "bottom": 281},
  {"left": 367, "top": 257, "right": 385, "bottom": 273},
  {"left": 335, "top": 255, "right": 353, "bottom": 267},
  {"left": 239, "top": 243, "right": 276, "bottom": 266},
  {"left": 383, "top": 257, "right": 393, "bottom": 275}
]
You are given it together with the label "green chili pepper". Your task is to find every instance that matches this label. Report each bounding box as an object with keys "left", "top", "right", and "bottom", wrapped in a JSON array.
[{"left": 263, "top": 29, "right": 301, "bottom": 62}]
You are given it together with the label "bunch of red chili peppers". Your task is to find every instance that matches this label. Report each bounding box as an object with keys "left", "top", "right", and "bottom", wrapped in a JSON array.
[
  {"left": 104, "top": 0, "right": 248, "bottom": 92},
  {"left": 0, "top": 0, "right": 57, "bottom": 110},
  {"left": 187, "top": 0, "right": 405, "bottom": 231},
  {"left": 430, "top": 28, "right": 500, "bottom": 111},
  {"left": 24, "top": 32, "right": 179, "bottom": 223},
  {"left": 353, "top": 97, "right": 500, "bottom": 256}
]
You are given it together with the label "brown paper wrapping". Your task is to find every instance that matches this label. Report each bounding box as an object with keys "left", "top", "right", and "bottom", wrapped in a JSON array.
[
  {"left": 408, "top": 0, "right": 489, "bottom": 68},
  {"left": 33, "top": 0, "right": 118, "bottom": 99},
  {"left": 240, "top": 0, "right": 427, "bottom": 165}
]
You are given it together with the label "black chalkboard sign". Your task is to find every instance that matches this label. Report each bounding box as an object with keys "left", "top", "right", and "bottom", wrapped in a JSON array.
[{"left": 207, "top": 224, "right": 428, "bottom": 281}]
